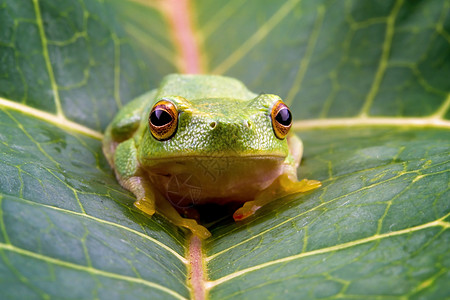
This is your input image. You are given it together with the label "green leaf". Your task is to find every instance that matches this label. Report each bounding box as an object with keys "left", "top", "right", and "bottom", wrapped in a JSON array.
[{"left": 0, "top": 0, "right": 449, "bottom": 299}]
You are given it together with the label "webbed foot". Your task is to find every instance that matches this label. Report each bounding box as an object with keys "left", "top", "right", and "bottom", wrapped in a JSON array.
[
  {"left": 177, "top": 219, "right": 211, "bottom": 239},
  {"left": 156, "top": 196, "right": 211, "bottom": 239},
  {"left": 233, "top": 175, "right": 321, "bottom": 221},
  {"left": 134, "top": 198, "right": 156, "bottom": 216}
]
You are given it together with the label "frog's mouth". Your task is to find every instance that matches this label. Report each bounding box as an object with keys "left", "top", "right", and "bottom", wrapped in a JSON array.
[
  {"left": 141, "top": 153, "right": 286, "bottom": 163},
  {"left": 141, "top": 154, "right": 285, "bottom": 178}
]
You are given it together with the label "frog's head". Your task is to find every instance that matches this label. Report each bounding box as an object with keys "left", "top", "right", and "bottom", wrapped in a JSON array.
[{"left": 139, "top": 93, "right": 293, "bottom": 162}]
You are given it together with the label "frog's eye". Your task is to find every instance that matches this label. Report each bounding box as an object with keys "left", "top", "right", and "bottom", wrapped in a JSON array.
[
  {"left": 149, "top": 100, "right": 178, "bottom": 141},
  {"left": 271, "top": 100, "right": 292, "bottom": 139}
]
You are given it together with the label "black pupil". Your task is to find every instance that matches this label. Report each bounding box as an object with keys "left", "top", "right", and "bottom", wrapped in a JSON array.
[
  {"left": 275, "top": 108, "right": 292, "bottom": 126},
  {"left": 150, "top": 109, "right": 172, "bottom": 126}
]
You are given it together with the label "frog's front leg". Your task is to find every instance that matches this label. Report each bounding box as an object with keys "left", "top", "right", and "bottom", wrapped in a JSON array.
[
  {"left": 234, "top": 134, "right": 321, "bottom": 220},
  {"left": 114, "top": 139, "right": 211, "bottom": 238},
  {"left": 233, "top": 134, "right": 322, "bottom": 221},
  {"left": 114, "top": 139, "right": 156, "bottom": 216},
  {"left": 233, "top": 174, "right": 321, "bottom": 221}
]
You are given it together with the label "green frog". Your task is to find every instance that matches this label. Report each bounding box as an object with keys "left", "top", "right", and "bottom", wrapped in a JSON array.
[{"left": 103, "top": 74, "right": 320, "bottom": 238}]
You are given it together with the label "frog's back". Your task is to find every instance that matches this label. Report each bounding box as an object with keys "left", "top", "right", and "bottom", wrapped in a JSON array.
[
  {"left": 157, "top": 74, "right": 257, "bottom": 100},
  {"left": 102, "top": 90, "right": 156, "bottom": 165}
]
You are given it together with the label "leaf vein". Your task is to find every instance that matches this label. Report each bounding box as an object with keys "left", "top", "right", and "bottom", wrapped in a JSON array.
[
  {"left": 212, "top": 0, "right": 301, "bottom": 74},
  {"left": 0, "top": 97, "right": 103, "bottom": 140},
  {"left": 207, "top": 168, "right": 409, "bottom": 261},
  {"left": 32, "top": 0, "right": 64, "bottom": 118},
  {"left": 207, "top": 161, "right": 448, "bottom": 261},
  {"left": 206, "top": 216, "right": 450, "bottom": 288},
  {"left": 292, "top": 116, "right": 450, "bottom": 131},
  {"left": 1, "top": 193, "right": 187, "bottom": 264},
  {"left": 359, "top": 0, "right": 404, "bottom": 116},
  {"left": 286, "top": 4, "right": 325, "bottom": 105},
  {"left": 0, "top": 242, "right": 187, "bottom": 300}
]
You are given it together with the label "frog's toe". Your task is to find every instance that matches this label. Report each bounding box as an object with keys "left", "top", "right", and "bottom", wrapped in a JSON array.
[
  {"left": 289, "top": 179, "right": 321, "bottom": 193},
  {"left": 233, "top": 178, "right": 321, "bottom": 222},
  {"left": 182, "top": 220, "right": 211, "bottom": 239},
  {"left": 134, "top": 199, "right": 156, "bottom": 216},
  {"left": 233, "top": 202, "right": 261, "bottom": 221}
]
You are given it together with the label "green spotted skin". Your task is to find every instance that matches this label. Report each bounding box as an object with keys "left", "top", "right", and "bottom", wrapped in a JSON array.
[{"left": 102, "top": 74, "right": 319, "bottom": 238}]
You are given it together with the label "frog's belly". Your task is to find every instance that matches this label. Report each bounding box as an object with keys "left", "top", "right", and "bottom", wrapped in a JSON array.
[{"left": 145, "top": 156, "right": 286, "bottom": 208}]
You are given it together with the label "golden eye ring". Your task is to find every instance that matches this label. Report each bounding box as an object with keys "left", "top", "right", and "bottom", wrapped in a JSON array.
[
  {"left": 149, "top": 100, "right": 178, "bottom": 141},
  {"left": 271, "top": 100, "right": 292, "bottom": 139}
]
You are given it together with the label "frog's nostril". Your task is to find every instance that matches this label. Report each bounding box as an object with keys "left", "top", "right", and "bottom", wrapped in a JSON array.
[{"left": 210, "top": 121, "right": 217, "bottom": 129}]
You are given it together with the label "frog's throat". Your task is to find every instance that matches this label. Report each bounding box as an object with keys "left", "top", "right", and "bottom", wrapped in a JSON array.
[{"left": 142, "top": 154, "right": 295, "bottom": 206}]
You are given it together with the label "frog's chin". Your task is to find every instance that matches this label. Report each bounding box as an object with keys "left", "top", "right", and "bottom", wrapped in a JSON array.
[{"left": 143, "top": 155, "right": 295, "bottom": 207}]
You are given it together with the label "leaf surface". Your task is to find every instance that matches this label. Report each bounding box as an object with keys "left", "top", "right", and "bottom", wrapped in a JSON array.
[{"left": 0, "top": 0, "right": 449, "bottom": 299}]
